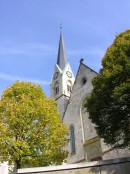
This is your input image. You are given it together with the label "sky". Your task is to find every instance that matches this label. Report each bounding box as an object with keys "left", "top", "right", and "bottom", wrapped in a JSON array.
[{"left": 0, "top": 0, "right": 130, "bottom": 97}]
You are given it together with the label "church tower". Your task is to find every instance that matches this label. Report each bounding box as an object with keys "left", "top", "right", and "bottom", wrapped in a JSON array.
[{"left": 50, "top": 32, "right": 75, "bottom": 119}]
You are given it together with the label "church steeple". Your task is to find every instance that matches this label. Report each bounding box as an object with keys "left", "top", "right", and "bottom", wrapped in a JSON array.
[
  {"left": 51, "top": 32, "right": 75, "bottom": 119},
  {"left": 57, "top": 32, "right": 68, "bottom": 70}
]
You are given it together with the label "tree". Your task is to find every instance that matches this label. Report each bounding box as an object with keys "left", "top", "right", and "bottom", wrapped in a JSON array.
[
  {"left": 0, "top": 81, "right": 68, "bottom": 169},
  {"left": 85, "top": 29, "right": 130, "bottom": 148}
]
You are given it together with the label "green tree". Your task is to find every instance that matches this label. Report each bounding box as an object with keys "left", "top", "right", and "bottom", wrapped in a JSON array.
[
  {"left": 85, "top": 29, "right": 130, "bottom": 148},
  {"left": 0, "top": 81, "right": 68, "bottom": 169}
]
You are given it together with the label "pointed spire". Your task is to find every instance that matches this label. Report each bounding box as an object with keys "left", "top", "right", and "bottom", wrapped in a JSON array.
[{"left": 57, "top": 32, "right": 68, "bottom": 70}]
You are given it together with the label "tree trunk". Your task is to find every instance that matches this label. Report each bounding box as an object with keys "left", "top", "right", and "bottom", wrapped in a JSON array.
[{"left": 15, "top": 159, "right": 21, "bottom": 169}]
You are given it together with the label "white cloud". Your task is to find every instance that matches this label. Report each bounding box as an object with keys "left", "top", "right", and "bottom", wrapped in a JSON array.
[
  {"left": 0, "top": 48, "right": 28, "bottom": 55},
  {"left": 0, "top": 72, "right": 49, "bottom": 86},
  {"left": 0, "top": 43, "right": 56, "bottom": 56},
  {"left": 68, "top": 47, "right": 105, "bottom": 57},
  {"left": 28, "top": 43, "right": 56, "bottom": 52}
]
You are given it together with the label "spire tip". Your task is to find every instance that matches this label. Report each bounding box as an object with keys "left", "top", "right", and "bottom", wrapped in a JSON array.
[{"left": 60, "top": 23, "right": 62, "bottom": 31}]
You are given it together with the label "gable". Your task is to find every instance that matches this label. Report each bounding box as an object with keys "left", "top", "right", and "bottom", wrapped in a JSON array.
[
  {"left": 63, "top": 62, "right": 99, "bottom": 163},
  {"left": 73, "top": 62, "right": 98, "bottom": 94}
]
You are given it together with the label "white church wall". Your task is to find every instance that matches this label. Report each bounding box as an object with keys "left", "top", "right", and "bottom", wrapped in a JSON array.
[
  {"left": 61, "top": 63, "right": 75, "bottom": 96},
  {"left": 0, "top": 162, "right": 8, "bottom": 174},
  {"left": 17, "top": 157, "right": 130, "bottom": 174}
]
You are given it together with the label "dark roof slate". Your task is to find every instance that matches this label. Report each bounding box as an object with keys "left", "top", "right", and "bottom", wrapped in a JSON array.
[{"left": 57, "top": 32, "right": 68, "bottom": 70}]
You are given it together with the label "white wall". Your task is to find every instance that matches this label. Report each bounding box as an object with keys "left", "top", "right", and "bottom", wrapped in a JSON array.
[
  {"left": 0, "top": 163, "right": 8, "bottom": 174},
  {"left": 17, "top": 157, "right": 130, "bottom": 174}
]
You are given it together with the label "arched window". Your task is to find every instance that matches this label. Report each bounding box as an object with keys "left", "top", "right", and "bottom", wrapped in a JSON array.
[
  {"left": 67, "top": 80, "right": 72, "bottom": 93},
  {"left": 54, "top": 81, "right": 59, "bottom": 95},
  {"left": 81, "top": 77, "right": 87, "bottom": 86},
  {"left": 70, "top": 125, "right": 76, "bottom": 154}
]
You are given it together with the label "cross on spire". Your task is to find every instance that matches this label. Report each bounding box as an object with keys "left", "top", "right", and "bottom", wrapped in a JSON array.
[{"left": 60, "top": 23, "right": 62, "bottom": 31}]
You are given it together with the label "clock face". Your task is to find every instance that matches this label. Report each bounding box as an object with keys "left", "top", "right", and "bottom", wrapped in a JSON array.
[
  {"left": 66, "top": 71, "right": 72, "bottom": 78},
  {"left": 53, "top": 72, "right": 59, "bottom": 79}
]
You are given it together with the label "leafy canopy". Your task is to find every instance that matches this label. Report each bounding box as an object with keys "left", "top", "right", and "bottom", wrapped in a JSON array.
[
  {"left": 85, "top": 29, "right": 130, "bottom": 148},
  {"left": 0, "top": 81, "right": 68, "bottom": 168}
]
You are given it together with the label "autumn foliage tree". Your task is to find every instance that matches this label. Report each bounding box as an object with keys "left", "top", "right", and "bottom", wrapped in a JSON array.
[
  {"left": 85, "top": 29, "right": 130, "bottom": 148},
  {"left": 0, "top": 81, "right": 68, "bottom": 169}
]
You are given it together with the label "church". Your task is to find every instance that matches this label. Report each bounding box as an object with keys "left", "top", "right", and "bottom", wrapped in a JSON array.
[{"left": 50, "top": 32, "right": 130, "bottom": 163}]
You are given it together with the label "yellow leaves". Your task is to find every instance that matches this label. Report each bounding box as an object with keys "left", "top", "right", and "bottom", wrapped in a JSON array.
[
  {"left": 0, "top": 81, "right": 68, "bottom": 168},
  {"left": 102, "top": 30, "right": 130, "bottom": 71}
]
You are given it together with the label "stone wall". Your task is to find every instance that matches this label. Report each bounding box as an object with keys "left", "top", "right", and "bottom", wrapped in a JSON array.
[
  {"left": 17, "top": 157, "right": 130, "bottom": 174},
  {"left": 63, "top": 63, "right": 99, "bottom": 163}
]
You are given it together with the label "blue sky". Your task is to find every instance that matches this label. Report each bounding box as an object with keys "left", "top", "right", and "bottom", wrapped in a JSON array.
[{"left": 0, "top": 0, "right": 130, "bottom": 97}]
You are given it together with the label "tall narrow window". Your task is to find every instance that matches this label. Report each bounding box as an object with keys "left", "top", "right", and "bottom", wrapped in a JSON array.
[
  {"left": 70, "top": 125, "right": 76, "bottom": 154},
  {"left": 55, "top": 86, "right": 59, "bottom": 94},
  {"left": 54, "top": 81, "right": 59, "bottom": 95},
  {"left": 67, "top": 85, "right": 71, "bottom": 92},
  {"left": 67, "top": 80, "right": 72, "bottom": 93}
]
